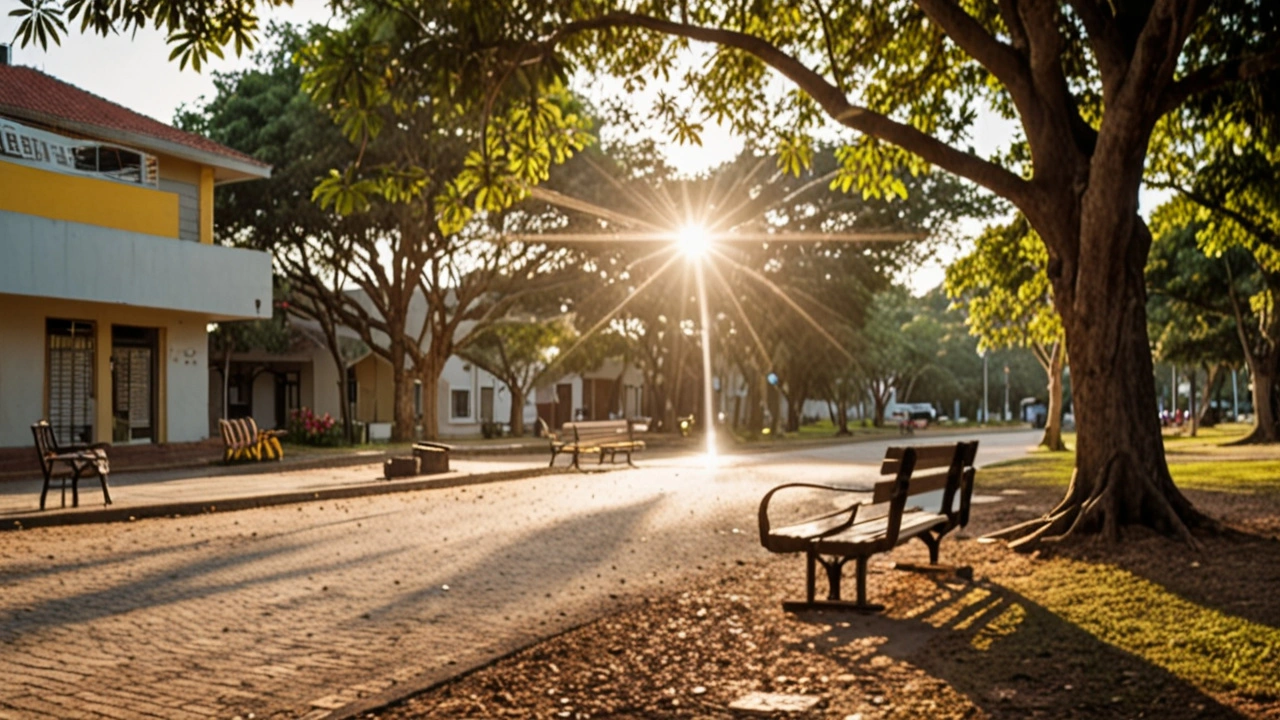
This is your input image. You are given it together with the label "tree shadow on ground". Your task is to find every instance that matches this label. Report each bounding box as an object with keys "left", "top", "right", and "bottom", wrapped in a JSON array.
[
  {"left": 1051, "top": 518, "right": 1280, "bottom": 631},
  {"left": 789, "top": 572, "right": 1256, "bottom": 719}
]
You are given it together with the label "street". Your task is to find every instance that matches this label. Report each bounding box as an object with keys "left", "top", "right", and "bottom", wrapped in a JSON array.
[{"left": 0, "top": 430, "right": 1037, "bottom": 719}]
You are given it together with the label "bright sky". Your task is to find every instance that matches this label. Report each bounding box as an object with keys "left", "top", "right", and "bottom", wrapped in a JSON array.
[{"left": 1, "top": 2, "right": 1167, "bottom": 295}]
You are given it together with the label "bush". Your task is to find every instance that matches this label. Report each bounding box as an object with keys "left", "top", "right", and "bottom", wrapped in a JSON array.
[{"left": 289, "top": 407, "right": 343, "bottom": 446}]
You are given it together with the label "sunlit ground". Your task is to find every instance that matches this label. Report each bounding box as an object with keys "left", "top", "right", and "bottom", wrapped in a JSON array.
[{"left": 982, "top": 422, "right": 1280, "bottom": 494}]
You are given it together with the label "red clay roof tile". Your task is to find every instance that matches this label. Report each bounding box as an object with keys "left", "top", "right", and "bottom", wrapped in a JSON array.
[{"left": 0, "top": 64, "right": 268, "bottom": 169}]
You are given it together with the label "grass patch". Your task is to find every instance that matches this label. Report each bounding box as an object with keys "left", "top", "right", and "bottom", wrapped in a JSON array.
[
  {"left": 1004, "top": 559, "right": 1280, "bottom": 699},
  {"left": 979, "top": 428, "right": 1280, "bottom": 495}
]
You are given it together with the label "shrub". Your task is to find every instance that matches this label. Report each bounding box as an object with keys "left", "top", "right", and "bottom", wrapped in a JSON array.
[{"left": 289, "top": 407, "right": 343, "bottom": 446}]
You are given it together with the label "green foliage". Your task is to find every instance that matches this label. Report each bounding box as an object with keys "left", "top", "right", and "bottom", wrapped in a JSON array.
[
  {"left": 9, "top": 0, "right": 272, "bottom": 70},
  {"left": 1145, "top": 225, "right": 1248, "bottom": 368},
  {"left": 945, "top": 215, "right": 1062, "bottom": 356},
  {"left": 462, "top": 315, "right": 576, "bottom": 395}
]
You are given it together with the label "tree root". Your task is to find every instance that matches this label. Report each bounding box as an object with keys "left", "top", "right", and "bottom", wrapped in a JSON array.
[
  {"left": 989, "top": 451, "right": 1207, "bottom": 552},
  {"left": 1224, "top": 424, "right": 1279, "bottom": 446}
]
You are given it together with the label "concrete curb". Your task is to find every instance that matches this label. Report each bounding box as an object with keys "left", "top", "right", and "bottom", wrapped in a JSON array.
[{"left": 3, "top": 465, "right": 565, "bottom": 532}]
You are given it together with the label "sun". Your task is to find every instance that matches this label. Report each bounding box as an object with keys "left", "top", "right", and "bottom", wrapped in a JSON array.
[{"left": 676, "top": 224, "right": 712, "bottom": 259}]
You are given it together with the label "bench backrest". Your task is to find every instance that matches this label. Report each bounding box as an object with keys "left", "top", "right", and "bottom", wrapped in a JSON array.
[
  {"left": 566, "top": 420, "right": 632, "bottom": 444},
  {"left": 872, "top": 441, "right": 980, "bottom": 546},
  {"left": 218, "top": 419, "right": 234, "bottom": 447},
  {"left": 31, "top": 420, "right": 58, "bottom": 477}
]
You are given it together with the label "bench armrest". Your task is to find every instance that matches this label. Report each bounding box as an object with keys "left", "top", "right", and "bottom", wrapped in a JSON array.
[
  {"left": 758, "top": 482, "right": 864, "bottom": 549},
  {"left": 958, "top": 466, "right": 976, "bottom": 527}
]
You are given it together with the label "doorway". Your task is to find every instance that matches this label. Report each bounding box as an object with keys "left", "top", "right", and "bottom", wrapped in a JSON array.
[
  {"left": 555, "top": 383, "right": 573, "bottom": 427},
  {"left": 111, "top": 325, "right": 158, "bottom": 443},
  {"left": 480, "top": 386, "right": 495, "bottom": 423}
]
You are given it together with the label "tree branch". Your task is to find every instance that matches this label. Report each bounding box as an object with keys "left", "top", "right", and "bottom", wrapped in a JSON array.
[
  {"left": 913, "top": 0, "right": 1034, "bottom": 107},
  {"left": 1064, "top": 0, "right": 1128, "bottom": 92},
  {"left": 1158, "top": 47, "right": 1280, "bottom": 119},
  {"left": 547, "top": 12, "right": 1031, "bottom": 205}
]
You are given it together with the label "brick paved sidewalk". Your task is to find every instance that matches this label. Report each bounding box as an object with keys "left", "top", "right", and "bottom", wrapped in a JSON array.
[{"left": 0, "top": 453, "right": 558, "bottom": 530}]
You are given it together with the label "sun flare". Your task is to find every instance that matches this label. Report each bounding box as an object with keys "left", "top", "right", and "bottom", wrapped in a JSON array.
[{"left": 676, "top": 224, "right": 712, "bottom": 259}]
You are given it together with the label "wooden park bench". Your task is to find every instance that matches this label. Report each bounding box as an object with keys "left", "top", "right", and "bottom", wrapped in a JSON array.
[
  {"left": 758, "top": 441, "right": 979, "bottom": 612},
  {"left": 31, "top": 420, "right": 112, "bottom": 510},
  {"left": 544, "top": 418, "right": 645, "bottom": 470}
]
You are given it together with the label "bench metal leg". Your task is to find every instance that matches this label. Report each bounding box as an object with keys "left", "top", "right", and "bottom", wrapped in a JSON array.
[
  {"left": 783, "top": 553, "right": 884, "bottom": 613},
  {"left": 917, "top": 531, "right": 941, "bottom": 564},
  {"left": 97, "top": 470, "right": 112, "bottom": 506},
  {"left": 806, "top": 551, "right": 817, "bottom": 602},
  {"left": 548, "top": 450, "right": 558, "bottom": 468}
]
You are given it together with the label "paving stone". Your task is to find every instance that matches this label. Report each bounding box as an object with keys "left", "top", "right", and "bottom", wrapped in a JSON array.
[
  {"left": 728, "top": 691, "right": 823, "bottom": 714},
  {"left": 0, "top": 435, "right": 1033, "bottom": 719}
]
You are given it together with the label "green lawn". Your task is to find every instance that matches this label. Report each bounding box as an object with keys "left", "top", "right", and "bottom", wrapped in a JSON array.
[{"left": 980, "top": 423, "right": 1280, "bottom": 495}]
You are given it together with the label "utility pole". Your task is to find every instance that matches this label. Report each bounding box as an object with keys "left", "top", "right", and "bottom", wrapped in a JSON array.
[
  {"left": 1003, "top": 365, "right": 1011, "bottom": 422},
  {"left": 1232, "top": 368, "right": 1239, "bottom": 421},
  {"left": 982, "top": 350, "right": 989, "bottom": 424}
]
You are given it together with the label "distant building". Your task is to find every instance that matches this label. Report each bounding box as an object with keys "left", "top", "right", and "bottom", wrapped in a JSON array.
[{"left": 0, "top": 60, "right": 272, "bottom": 448}]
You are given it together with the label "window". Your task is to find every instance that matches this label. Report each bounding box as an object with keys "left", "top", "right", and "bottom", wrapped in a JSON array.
[
  {"left": 414, "top": 380, "right": 423, "bottom": 418},
  {"left": 451, "top": 389, "right": 471, "bottom": 419},
  {"left": 47, "top": 319, "right": 95, "bottom": 445}
]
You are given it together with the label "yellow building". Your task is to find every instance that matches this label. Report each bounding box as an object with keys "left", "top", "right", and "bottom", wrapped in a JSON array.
[{"left": 0, "top": 62, "right": 271, "bottom": 448}]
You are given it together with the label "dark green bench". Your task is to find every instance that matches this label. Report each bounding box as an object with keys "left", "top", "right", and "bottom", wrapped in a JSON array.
[{"left": 758, "top": 441, "right": 979, "bottom": 612}]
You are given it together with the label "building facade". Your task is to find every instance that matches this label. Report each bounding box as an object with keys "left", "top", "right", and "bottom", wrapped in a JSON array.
[{"left": 0, "top": 62, "right": 272, "bottom": 448}]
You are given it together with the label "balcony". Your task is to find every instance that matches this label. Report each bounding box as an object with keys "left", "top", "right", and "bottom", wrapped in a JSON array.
[{"left": 0, "top": 209, "right": 271, "bottom": 320}]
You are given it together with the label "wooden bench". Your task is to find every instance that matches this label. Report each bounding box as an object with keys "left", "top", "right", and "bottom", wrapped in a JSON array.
[
  {"left": 545, "top": 419, "right": 645, "bottom": 470},
  {"left": 31, "top": 420, "right": 112, "bottom": 510},
  {"left": 758, "top": 441, "right": 979, "bottom": 612}
]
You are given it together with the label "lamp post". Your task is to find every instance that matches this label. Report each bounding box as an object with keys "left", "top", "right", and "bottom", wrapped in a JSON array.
[{"left": 1003, "top": 365, "right": 1010, "bottom": 422}]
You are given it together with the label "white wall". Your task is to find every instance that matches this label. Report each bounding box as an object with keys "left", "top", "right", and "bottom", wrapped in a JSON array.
[
  {"left": 0, "top": 210, "right": 271, "bottom": 320},
  {"left": 0, "top": 308, "right": 46, "bottom": 447},
  {"left": 164, "top": 319, "right": 210, "bottom": 443}
]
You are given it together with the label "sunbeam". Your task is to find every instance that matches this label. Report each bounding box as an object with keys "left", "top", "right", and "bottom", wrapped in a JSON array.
[
  {"left": 705, "top": 259, "right": 772, "bottom": 365},
  {"left": 709, "top": 247, "right": 855, "bottom": 363},
  {"left": 549, "top": 250, "right": 684, "bottom": 370}
]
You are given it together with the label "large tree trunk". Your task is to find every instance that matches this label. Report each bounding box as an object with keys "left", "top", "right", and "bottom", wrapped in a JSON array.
[
  {"left": 508, "top": 384, "right": 526, "bottom": 437},
  {"left": 418, "top": 362, "right": 442, "bottom": 440},
  {"left": 1239, "top": 356, "right": 1278, "bottom": 443},
  {"left": 1040, "top": 341, "right": 1067, "bottom": 451},
  {"left": 1000, "top": 213, "right": 1205, "bottom": 548},
  {"left": 1196, "top": 363, "right": 1221, "bottom": 428},
  {"left": 1228, "top": 283, "right": 1280, "bottom": 444},
  {"left": 392, "top": 362, "right": 416, "bottom": 442},
  {"left": 870, "top": 384, "right": 889, "bottom": 427}
]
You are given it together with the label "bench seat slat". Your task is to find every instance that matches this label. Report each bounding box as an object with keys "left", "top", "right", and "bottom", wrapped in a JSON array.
[
  {"left": 766, "top": 516, "right": 854, "bottom": 552},
  {"left": 812, "top": 511, "right": 947, "bottom": 553}
]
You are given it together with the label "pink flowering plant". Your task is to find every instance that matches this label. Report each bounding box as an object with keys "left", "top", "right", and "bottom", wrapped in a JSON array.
[{"left": 288, "top": 407, "right": 343, "bottom": 446}]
